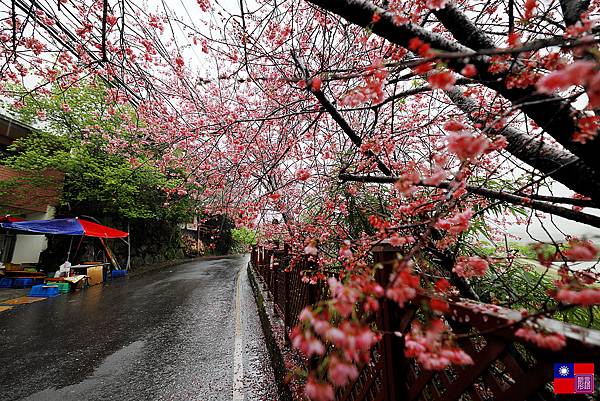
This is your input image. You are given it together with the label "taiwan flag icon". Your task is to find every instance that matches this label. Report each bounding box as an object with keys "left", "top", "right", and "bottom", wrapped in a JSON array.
[{"left": 554, "top": 363, "right": 595, "bottom": 394}]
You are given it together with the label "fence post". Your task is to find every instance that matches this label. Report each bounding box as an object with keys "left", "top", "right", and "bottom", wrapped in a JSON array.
[
  {"left": 257, "top": 246, "right": 262, "bottom": 277},
  {"left": 280, "top": 244, "right": 290, "bottom": 341},
  {"left": 268, "top": 249, "right": 274, "bottom": 295},
  {"left": 373, "top": 244, "right": 407, "bottom": 401},
  {"left": 251, "top": 245, "right": 257, "bottom": 269},
  {"left": 261, "top": 246, "right": 267, "bottom": 282},
  {"left": 273, "top": 267, "right": 279, "bottom": 309}
]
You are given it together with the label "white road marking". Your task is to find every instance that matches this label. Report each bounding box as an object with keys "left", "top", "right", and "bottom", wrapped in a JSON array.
[{"left": 233, "top": 268, "right": 245, "bottom": 401}]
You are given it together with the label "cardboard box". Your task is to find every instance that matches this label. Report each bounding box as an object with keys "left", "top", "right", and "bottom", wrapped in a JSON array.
[
  {"left": 5, "top": 263, "right": 20, "bottom": 271},
  {"left": 85, "top": 265, "right": 103, "bottom": 286}
]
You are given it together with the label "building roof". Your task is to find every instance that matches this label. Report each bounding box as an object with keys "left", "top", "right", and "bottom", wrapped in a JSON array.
[{"left": 0, "top": 111, "right": 33, "bottom": 147}]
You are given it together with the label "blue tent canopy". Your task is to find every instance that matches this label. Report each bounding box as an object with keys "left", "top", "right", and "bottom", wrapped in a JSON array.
[
  {"left": 1, "top": 218, "right": 84, "bottom": 235},
  {"left": 1, "top": 218, "right": 130, "bottom": 269},
  {"left": 0, "top": 218, "right": 128, "bottom": 238}
]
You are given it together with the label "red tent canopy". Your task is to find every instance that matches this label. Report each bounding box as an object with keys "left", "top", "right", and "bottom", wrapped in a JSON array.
[
  {"left": 0, "top": 215, "right": 25, "bottom": 223},
  {"left": 78, "top": 219, "right": 129, "bottom": 238}
]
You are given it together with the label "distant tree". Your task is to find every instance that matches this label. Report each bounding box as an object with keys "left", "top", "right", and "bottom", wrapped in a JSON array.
[
  {"left": 3, "top": 82, "right": 193, "bottom": 222},
  {"left": 1, "top": 82, "right": 199, "bottom": 266}
]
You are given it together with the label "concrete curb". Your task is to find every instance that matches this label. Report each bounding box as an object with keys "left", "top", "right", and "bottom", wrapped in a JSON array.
[{"left": 247, "top": 262, "right": 297, "bottom": 401}]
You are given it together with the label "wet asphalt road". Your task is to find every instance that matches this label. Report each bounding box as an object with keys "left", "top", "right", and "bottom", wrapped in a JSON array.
[{"left": 0, "top": 255, "right": 277, "bottom": 401}]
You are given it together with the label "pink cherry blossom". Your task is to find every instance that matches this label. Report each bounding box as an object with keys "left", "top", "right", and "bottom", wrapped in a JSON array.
[
  {"left": 536, "top": 61, "right": 596, "bottom": 94},
  {"left": 324, "top": 327, "right": 347, "bottom": 346},
  {"left": 304, "top": 240, "right": 318, "bottom": 256},
  {"left": 428, "top": 71, "right": 456, "bottom": 90},
  {"left": 563, "top": 239, "right": 598, "bottom": 261},
  {"left": 328, "top": 355, "right": 359, "bottom": 386},
  {"left": 443, "top": 120, "right": 470, "bottom": 132},
  {"left": 299, "top": 307, "right": 313, "bottom": 322},
  {"left": 340, "top": 65, "right": 388, "bottom": 106},
  {"left": 555, "top": 288, "right": 600, "bottom": 305},
  {"left": 514, "top": 327, "right": 566, "bottom": 351},
  {"left": 573, "top": 116, "right": 599, "bottom": 144},
  {"left": 290, "top": 327, "right": 326, "bottom": 357},
  {"left": 196, "top": 0, "right": 210, "bottom": 12},
  {"left": 423, "top": 169, "right": 448, "bottom": 185},
  {"left": 386, "top": 269, "right": 419, "bottom": 307},
  {"left": 586, "top": 71, "right": 600, "bottom": 108},
  {"left": 453, "top": 256, "right": 489, "bottom": 278},
  {"left": 524, "top": 0, "right": 537, "bottom": 19},
  {"left": 394, "top": 170, "right": 420, "bottom": 195},
  {"left": 388, "top": 233, "right": 410, "bottom": 247},
  {"left": 328, "top": 277, "right": 360, "bottom": 317},
  {"left": 338, "top": 245, "right": 353, "bottom": 260},
  {"left": 296, "top": 169, "right": 311, "bottom": 181},
  {"left": 426, "top": 0, "right": 448, "bottom": 11},
  {"left": 310, "top": 77, "right": 322, "bottom": 92},
  {"left": 446, "top": 132, "right": 490, "bottom": 161},
  {"left": 436, "top": 209, "right": 473, "bottom": 234},
  {"left": 461, "top": 64, "right": 477, "bottom": 77},
  {"left": 404, "top": 320, "right": 473, "bottom": 370},
  {"left": 304, "top": 376, "right": 335, "bottom": 401}
]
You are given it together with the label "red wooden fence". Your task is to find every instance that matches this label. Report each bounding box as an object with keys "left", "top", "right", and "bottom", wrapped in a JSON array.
[{"left": 250, "top": 243, "right": 600, "bottom": 401}]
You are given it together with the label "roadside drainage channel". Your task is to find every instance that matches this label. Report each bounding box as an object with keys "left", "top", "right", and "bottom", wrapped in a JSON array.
[{"left": 247, "top": 262, "right": 302, "bottom": 401}]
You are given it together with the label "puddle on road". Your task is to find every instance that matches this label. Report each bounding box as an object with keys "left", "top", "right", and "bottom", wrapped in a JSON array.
[{"left": 23, "top": 340, "right": 145, "bottom": 401}]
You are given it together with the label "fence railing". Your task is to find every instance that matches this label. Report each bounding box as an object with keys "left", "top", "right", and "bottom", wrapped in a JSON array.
[{"left": 250, "top": 244, "right": 600, "bottom": 401}]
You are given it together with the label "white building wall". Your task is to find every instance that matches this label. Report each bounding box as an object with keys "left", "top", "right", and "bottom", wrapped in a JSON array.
[{"left": 10, "top": 206, "right": 56, "bottom": 264}]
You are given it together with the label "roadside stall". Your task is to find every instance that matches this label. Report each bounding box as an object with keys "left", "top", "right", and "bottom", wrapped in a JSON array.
[{"left": 0, "top": 217, "right": 129, "bottom": 293}]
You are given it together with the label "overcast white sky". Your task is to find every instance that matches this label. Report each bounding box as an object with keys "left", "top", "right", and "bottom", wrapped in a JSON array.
[{"left": 503, "top": 182, "right": 600, "bottom": 243}]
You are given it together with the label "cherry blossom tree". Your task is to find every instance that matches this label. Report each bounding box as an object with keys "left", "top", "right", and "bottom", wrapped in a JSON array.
[{"left": 1, "top": 0, "right": 600, "bottom": 399}]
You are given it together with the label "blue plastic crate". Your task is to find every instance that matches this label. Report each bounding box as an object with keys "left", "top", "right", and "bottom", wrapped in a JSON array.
[
  {"left": 0, "top": 278, "right": 13, "bottom": 288},
  {"left": 12, "top": 278, "right": 34, "bottom": 288},
  {"left": 111, "top": 270, "right": 128, "bottom": 278},
  {"left": 28, "top": 285, "right": 59, "bottom": 297}
]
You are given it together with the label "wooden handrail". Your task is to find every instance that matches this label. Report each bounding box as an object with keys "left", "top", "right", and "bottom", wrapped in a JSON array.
[{"left": 250, "top": 244, "right": 600, "bottom": 401}]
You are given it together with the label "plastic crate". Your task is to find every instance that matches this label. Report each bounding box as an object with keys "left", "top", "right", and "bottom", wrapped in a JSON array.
[
  {"left": 28, "top": 285, "right": 59, "bottom": 298},
  {"left": 111, "top": 270, "right": 128, "bottom": 278},
  {"left": 12, "top": 278, "right": 34, "bottom": 288},
  {"left": 0, "top": 278, "right": 13, "bottom": 288},
  {"left": 54, "top": 282, "right": 70, "bottom": 293}
]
